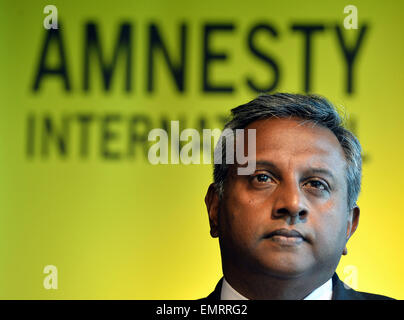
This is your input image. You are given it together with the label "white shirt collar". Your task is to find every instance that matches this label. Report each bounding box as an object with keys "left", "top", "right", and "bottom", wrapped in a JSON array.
[{"left": 220, "top": 277, "right": 333, "bottom": 300}]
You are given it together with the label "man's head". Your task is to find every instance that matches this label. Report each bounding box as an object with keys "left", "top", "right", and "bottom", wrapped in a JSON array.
[{"left": 205, "top": 93, "right": 361, "bottom": 281}]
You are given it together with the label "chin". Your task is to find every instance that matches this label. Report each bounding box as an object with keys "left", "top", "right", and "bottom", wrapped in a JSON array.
[
  {"left": 265, "top": 266, "right": 310, "bottom": 279},
  {"left": 256, "top": 255, "right": 313, "bottom": 279}
]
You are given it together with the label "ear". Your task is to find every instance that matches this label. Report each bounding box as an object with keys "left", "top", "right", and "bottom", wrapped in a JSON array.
[
  {"left": 342, "top": 205, "right": 360, "bottom": 255},
  {"left": 205, "top": 183, "right": 220, "bottom": 238}
]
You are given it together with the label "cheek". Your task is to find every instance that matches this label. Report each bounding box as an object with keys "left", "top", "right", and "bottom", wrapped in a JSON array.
[
  {"left": 220, "top": 190, "right": 268, "bottom": 244},
  {"left": 311, "top": 201, "right": 348, "bottom": 253}
]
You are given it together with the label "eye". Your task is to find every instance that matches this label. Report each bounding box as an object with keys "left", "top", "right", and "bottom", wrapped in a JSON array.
[
  {"left": 250, "top": 173, "right": 275, "bottom": 186},
  {"left": 256, "top": 174, "right": 271, "bottom": 183},
  {"left": 304, "top": 180, "right": 328, "bottom": 191}
]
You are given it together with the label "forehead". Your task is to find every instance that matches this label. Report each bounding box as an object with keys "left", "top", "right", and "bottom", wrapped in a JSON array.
[{"left": 244, "top": 117, "right": 347, "bottom": 173}]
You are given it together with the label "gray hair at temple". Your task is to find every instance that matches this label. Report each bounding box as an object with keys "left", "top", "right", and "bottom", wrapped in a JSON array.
[{"left": 213, "top": 93, "right": 362, "bottom": 210}]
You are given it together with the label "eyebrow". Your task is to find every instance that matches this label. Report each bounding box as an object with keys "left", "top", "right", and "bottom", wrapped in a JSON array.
[
  {"left": 304, "top": 168, "right": 336, "bottom": 182},
  {"left": 254, "top": 160, "right": 336, "bottom": 182},
  {"left": 255, "top": 161, "right": 279, "bottom": 171}
]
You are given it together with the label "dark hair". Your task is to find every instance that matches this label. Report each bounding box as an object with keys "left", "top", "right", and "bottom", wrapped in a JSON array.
[{"left": 213, "top": 93, "right": 362, "bottom": 210}]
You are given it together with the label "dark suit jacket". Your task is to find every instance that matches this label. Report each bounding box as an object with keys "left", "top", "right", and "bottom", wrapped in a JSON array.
[{"left": 201, "top": 273, "right": 394, "bottom": 300}]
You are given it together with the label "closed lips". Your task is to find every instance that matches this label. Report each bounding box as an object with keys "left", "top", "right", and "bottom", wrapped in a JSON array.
[{"left": 265, "top": 228, "right": 305, "bottom": 240}]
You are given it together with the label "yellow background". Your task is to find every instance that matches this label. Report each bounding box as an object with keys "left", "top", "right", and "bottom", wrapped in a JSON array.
[{"left": 0, "top": 0, "right": 403, "bottom": 299}]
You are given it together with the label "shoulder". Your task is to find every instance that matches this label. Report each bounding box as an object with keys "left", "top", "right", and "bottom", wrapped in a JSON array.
[
  {"left": 332, "top": 273, "right": 395, "bottom": 300},
  {"left": 199, "top": 274, "right": 395, "bottom": 300},
  {"left": 198, "top": 278, "right": 223, "bottom": 301}
]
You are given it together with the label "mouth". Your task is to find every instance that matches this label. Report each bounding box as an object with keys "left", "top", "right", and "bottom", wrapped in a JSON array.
[{"left": 263, "top": 228, "right": 306, "bottom": 246}]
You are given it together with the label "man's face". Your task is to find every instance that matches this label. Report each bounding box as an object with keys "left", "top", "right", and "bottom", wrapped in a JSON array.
[{"left": 206, "top": 117, "right": 359, "bottom": 279}]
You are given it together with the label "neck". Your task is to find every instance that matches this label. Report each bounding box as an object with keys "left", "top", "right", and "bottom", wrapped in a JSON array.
[{"left": 222, "top": 263, "right": 333, "bottom": 300}]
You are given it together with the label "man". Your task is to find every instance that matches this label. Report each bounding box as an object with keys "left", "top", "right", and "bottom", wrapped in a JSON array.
[{"left": 203, "top": 93, "right": 393, "bottom": 300}]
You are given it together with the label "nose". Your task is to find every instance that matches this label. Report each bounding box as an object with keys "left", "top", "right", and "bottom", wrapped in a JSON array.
[{"left": 271, "top": 180, "right": 308, "bottom": 223}]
